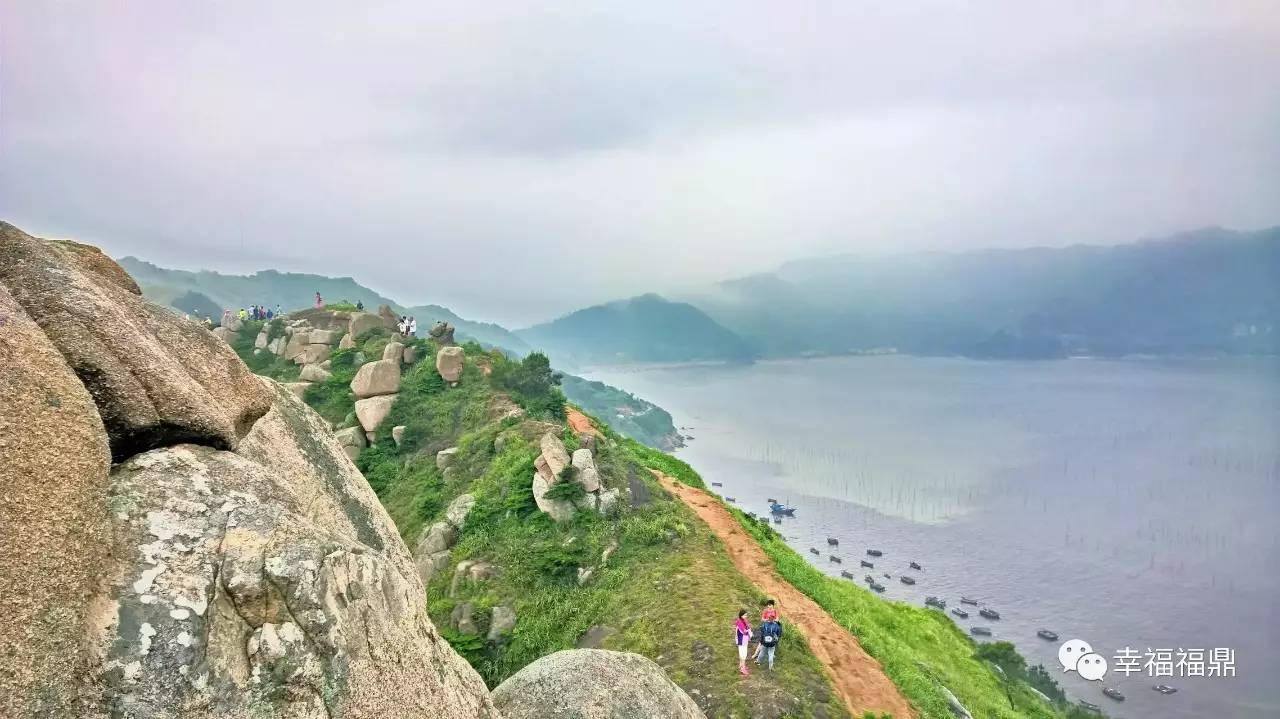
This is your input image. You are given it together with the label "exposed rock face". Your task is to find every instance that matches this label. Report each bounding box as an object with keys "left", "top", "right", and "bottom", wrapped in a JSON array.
[
  {"left": 334, "top": 426, "right": 367, "bottom": 462},
  {"left": 392, "top": 424, "right": 406, "bottom": 447},
  {"left": 437, "top": 446, "right": 459, "bottom": 470},
  {"left": 488, "top": 605, "right": 517, "bottom": 641},
  {"left": 98, "top": 383, "right": 498, "bottom": 718},
  {"left": 436, "top": 345, "right": 465, "bottom": 383},
  {"left": 377, "top": 304, "right": 399, "bottom": 327},
  {"left": 450, "top": 560, "right": 501, "bottom": 597},
  {"left": 411, "top": 493, "right": 475, "bottom": 586},
  {"left": 284, "top": 381, "right": 312, "bottom": 399},
  {"left": 0, "top": 226, "right": 499, "bottom": 718},
  {"left": 282, "top": 331, "right": 310, "bottom": 361},
  {"left": 347, "top": 311, "right": 385, "bottom": 339},
  {"left": 297, "top": 342, "right": 331, "bottom": 365},
  {"left": 254, "top": 330, "right": 269, "bottom": 349},
  {"left": 429, "top": 320, "right": 456, "bottom": 345},
  {"left": 0, "top": 223, "right": 273, "bottom": 462},
  {"left": 403, "top": 345, "right": 418, "bottom": 363},
  {"left": 350, "top": 358, "right": 401, "bottom": 398},
  {"left": 540, "top": 433, "right": 571, "bottom": 478},
  {"left": 532, "top": 472, "right": 576, "bottom": 523},
  {"left": 298, "top": 363, "right": 332, "bottom": 383},
  {"left": 572, "top": 447, "right": 602, "bottom": 492},
  {"left": 212, "top": 326, "right": 236, "bottom": 343},
  {"left": 338, "top": 332, "right": 355, "bottom": 349},
  {"left": 355, "top": 394, "right": 399, "bottom": 435},
  {"left": 445, "top": 493, "right": 476, "bottom": 529},
  {"left": 383, "top": 341, "right": 404, "bottom": 363},
  {"left": 308, "top": 328, "right": 341, "bottom": 345},
  {"left": 493, "top": 649, "right": 706, "bottom": 719},
  {"left": 0, "top": 283, "right": 114, "bottom": 718}
]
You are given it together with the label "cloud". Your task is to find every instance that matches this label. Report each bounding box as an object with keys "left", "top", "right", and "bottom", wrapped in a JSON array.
[{"left": 2, "top": 1, "right": 1277, "bottom": 325}]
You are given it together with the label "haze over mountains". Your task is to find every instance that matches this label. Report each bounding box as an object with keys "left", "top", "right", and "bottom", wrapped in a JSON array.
[{"left": 122, "top": 225, "right": 1278, "bottom": 367}]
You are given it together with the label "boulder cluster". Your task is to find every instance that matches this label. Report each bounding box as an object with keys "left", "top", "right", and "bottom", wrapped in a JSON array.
[{"left": 531, "top": 432, "right": 621, "bottom": 523}]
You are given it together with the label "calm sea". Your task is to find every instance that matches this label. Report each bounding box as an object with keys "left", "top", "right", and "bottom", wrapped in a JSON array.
[{"left": 586, "top": 356, "right": 1280, "bottom": 719}]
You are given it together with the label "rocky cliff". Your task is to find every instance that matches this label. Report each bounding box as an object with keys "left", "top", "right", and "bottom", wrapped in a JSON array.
[{"left": 0, "top": 222, "right": 499, "bottom": 718}]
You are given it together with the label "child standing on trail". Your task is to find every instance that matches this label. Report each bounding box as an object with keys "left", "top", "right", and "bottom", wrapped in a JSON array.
[
  {"left": 756, "top": 615, "right": 783, "bottom": 671},
  {"left": 734, "top": 610, "right": 752, "bottom": 676}
]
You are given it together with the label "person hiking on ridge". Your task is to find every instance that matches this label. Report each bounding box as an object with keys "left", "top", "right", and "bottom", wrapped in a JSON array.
[
  {"left": 734, "top": 609, "right": 752, "bottom": 676},
  {"left": 756, "top": 612, "right": 783, "bottom": 671},
  {"left": 314, "top": 292, "right": 323, "bottom": 308}
]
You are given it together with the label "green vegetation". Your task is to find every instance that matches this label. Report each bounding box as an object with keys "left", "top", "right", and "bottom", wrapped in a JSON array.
[
  {"left": 226, "top": 314, "right": 851, "bottom": 718},
  {"left": 560, "top": 374, "right": 683, "bottom": 450}
]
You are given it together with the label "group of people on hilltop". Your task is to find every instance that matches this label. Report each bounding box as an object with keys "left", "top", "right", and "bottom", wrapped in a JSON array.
[
  {"left": 734, "top": 599, "right": 784, "bottom": 676},
  {"left": 397, "top": 315, "right": 418, "bottom": 337}
]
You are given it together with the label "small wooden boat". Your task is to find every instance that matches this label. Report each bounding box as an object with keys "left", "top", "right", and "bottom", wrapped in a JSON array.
[
  {"left": 960, "top": 596, "right": 979, "bottom": 606},
  {"left": 840, "top": 570, "right": 854, "bottom": 579},
  {"left": 746, "top": 512, "right": 757, "bottom": 519},
  {"left": 1102, "top": 687, "right": 1125, "bottom": 702},
  {"left": 925, "top": 596, "right": 946, "bottom": 609},
  {"left": 1153, "top": 684, "right": 1177, "bottom": 695},
  {"left": 866, "top": 549, "right": 883, "bottom": 557},
  {"left": 900, "top": 576, "right": 916, "bottom": 585},
  {"left": 870, "top": 582, "right": 886, "bottom": 593},
  {"left": 864, "top": 575, "right": 876, "bottom": 584},
  {"left": 767, "top": 498, "right": 777, "bottom": 503},
  {"left": 970, "top": 627, "right": 992, "bottom": 637},
  {"left": 809, "top": 548, "right": 820, "bottom": 555},
  {"left": 829, "top": 555, "right": 842, "bottom": 564},
  {"left": 772, "top": 517, "right": 782, "bottom": 524},
  {"left": 909, "top": 561, "right": 922, "bottom": 570},
  {"left": 882, "top": 572, "right": 891, "bottom": 578},
  {"left": 1077, "top": 700, "right": 1102, "bottom": 714},
  {"left": 769, "top": 502, "right": 796, "bottom": 516},
  {"left": 979, "top": 608, "right": 1001, "bottom": 620},
  {"left": 711, "top": 482, "right": 723, "bottom": 487},
  {"left": 724, "top": 497, "right": 736, "bottom": 503},
  {"left": 1037, "top": 629, "right": 1059, "bottom": 641},
  {"left": 860, "top": 560, "right": 875, "bottom": 568},
  {"left": 826, "top": 537, "right": 839, "bottom": 546},
  {"left": 951, "top": 608, "right": 969, "bottom": 619}
]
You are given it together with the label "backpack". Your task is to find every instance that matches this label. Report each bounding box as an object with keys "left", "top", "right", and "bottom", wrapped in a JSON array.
[{"left": 761, "top": 621, "right": 780, "bottom": 646}]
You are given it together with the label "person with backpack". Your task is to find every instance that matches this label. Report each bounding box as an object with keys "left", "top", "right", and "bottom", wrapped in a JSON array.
[
  {"left": 756, "top": 612, "right": 783, "bottom": 670},
  {"left": 734, "top": 609, "right": 752, "bottom": 676}
]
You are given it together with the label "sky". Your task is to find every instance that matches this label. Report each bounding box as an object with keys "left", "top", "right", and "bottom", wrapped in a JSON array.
[{"left": 2, "top": 2, "right": 1278, "bottom": 327}]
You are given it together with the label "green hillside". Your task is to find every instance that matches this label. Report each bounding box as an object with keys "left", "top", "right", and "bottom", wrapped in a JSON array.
[
  {"left": 518, "top": 293, "right": 756, "bottom": 365},
  {"left": 560, "top": 374, "right": 684, "bottom": 451}
]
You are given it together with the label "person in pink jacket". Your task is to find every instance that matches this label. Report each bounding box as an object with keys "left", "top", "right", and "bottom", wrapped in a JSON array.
[{"left": 734, "top": 609, "right": 752, "bottom": 676}]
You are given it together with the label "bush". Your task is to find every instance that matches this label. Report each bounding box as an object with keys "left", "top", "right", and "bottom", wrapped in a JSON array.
[
  {"left": 492, "top": 352, "right": 566, "bottom": 420},
  {"left": 544, "top": 478, "right": 586, "bottom": 503}
]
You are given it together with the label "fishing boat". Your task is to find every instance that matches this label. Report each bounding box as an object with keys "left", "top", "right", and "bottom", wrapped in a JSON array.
[
  {"left": 979, "top": 608, "right": 1001, "bottom": 620},
  {"left": 951, "top": 608, "right": 969, "bottom": 619},
  {"left": 1037, "top": 629, "right": 1059, "bottom": 641},
  {"left": 840, "top": 570, "right": 855, "bottom": 579},
  {"left": 826, "top": 537, "right": 839, "bottom": 546},
  {"left": 809, "top": 548, "right": 820, "bottom": 555},
  {"left": 970, "top": 627, "right": 992, "bottom": 637},
  {"left": 724, "top": 497, "right": 736, "bottom": 503},
  {"left": 860, "top": 560, "right": 875, "bottom": 568},
  {"left": 829, "top": 555, "right": 842, "bottom": 564},
  {"left": 772, "top": 517, "right": 782, "bottom": 524},
  {"left": 882, "top": 572, "right": 891, "bottom": 578},
  {"left": 864, "top": 575, "right": 875, "bottom": 584},
  {"left": 711, "top": 482, "right": 723, "bottom": 487},
  {"left": 870, "top": 582, "right": 886, "bottom": 593},
  {"left": 1153, "top": 684, "right": 1177, "bottom": 695},
  {"left": 866, "top": 549, "right": 883, "bottom": 557},
  {"left": 900, "top": 576, "right": 916, "bottom": 585},
  {"left": 925, "top": 596, "right": 946, "bottom": 609},
  {"left": 1077, "top": 700, "right": 1102, "bottom": 714},
  {"left": 746, "top": 512, "right": 757, "bottom": 519},
  {"left": 909, "top": 561, "right": 922, "bottom": 570},
  {"left": 767, "top": 498, "right": 777, "bottom": 503},
  {"left": 769, "top": 502, "right": 796, "bottom": 516},
  {"left": 960, "top": 596, "right": 980, "bottom": 606},
  {"left": 1102, "top": 687, "right": 1125, "bottom": 702}
]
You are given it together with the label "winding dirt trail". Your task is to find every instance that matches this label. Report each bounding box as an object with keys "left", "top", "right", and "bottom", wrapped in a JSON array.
[
  {"left": 565, "top": 406, "right": 601, "bottom": 437},
  {"left": 655, "top": 471, "right": 917, "bottom": 719}
]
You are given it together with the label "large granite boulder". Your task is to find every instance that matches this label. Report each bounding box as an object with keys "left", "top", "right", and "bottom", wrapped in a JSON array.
[
  {"left": 350, "top": 358, "right": 401, "bottom": 398},
  {"left": 488, "top": 605, "right": 517, "bottom": 641},
  {"left": 333, "top": 426, "right": 367, "bottom": 462},
  {"left": 436, "top": 446, "right": 459, "bottom": 470},
  {"left": 308, "top": 328, "right": 341, "bottom": 345},
  {"left": 95, "top": 383, "right": 499, "bottom": 718},
  {"left": 436, "top": 346, "right": 465, "bottom": 383},
  {"left": 532, "top": 472, "right": 576, "bottom": 523},
  {"left": 338, "top": 332, "right": 355, "bottom": 350},
  {"left": 297, "top": 343, "right": 331, "bottom": 365},
  {"left": 347, "top": 311, "right": 384, "bottom": 339},
  {"left": 299, "top": 363, "right": 332, "bottom": 383},
  {"left": 540, "top": 432, "right": 571, "bottom": 478},
  {"left": 571, "top": 448, "right": 602, "bottom": 492},
  {"left": 211, "top": 326, "right": 236, "bottom": 343},
  {"left": 428, "top": 320, "right": 456, "bottom": 345},
  {"left": 282, "top": 330, "right": 310, "bottom": 361},
  {"left": 0, "top": 223, "right": 273, "bottom": 461},
  {"left": 382, "top": 341, "right": 404, "bottom": 363},
  {"left": 445, "top": 493, "right": 476, "bottom": 529},
  {"left": 0, "top": 283, "right": 114, "bottom": 718},
  {"left": 493, "top": 649, "right": 705, "bottom": 719},
  {"left": 355, "top": 394, "right": 398, "bottom": 434}
]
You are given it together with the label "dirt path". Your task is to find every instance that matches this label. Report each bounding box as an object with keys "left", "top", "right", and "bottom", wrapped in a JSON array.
[
  {"left": 565, "top": 406, "right": 601, "bottom": 436},
  {"left": 655, "top": 471, "right": 917, "bottom": 719}
]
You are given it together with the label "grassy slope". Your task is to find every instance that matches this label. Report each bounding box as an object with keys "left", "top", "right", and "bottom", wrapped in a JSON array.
[
  {"left": 657, "top": 458, "right": 1106, "bottom": 719},
  {"left": 231, "top": 318, "right": 848, "bottom": 719}
]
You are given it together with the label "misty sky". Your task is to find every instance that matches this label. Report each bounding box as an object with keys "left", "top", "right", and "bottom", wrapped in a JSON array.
[{"left": 2, "top": 2, "right": 1278, "bottom": 326}]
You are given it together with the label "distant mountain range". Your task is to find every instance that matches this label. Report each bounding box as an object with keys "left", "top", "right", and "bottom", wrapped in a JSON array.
[
  {"left": 117, "top": 256, "right": 532, "bottom": 354},
  {"left": 516, "top": 294, "right": 756, "bottom": 365},
  {"left": 684, "top": 226, "right": 1279, "bottom": 358}
]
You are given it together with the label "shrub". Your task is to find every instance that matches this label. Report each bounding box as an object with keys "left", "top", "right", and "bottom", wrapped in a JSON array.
[
  {"left": 544, "top": 478, "right": 586, "bottom": 503},
  {"left": 492, "top": 352, "right": 566, "bottom": 420}
]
